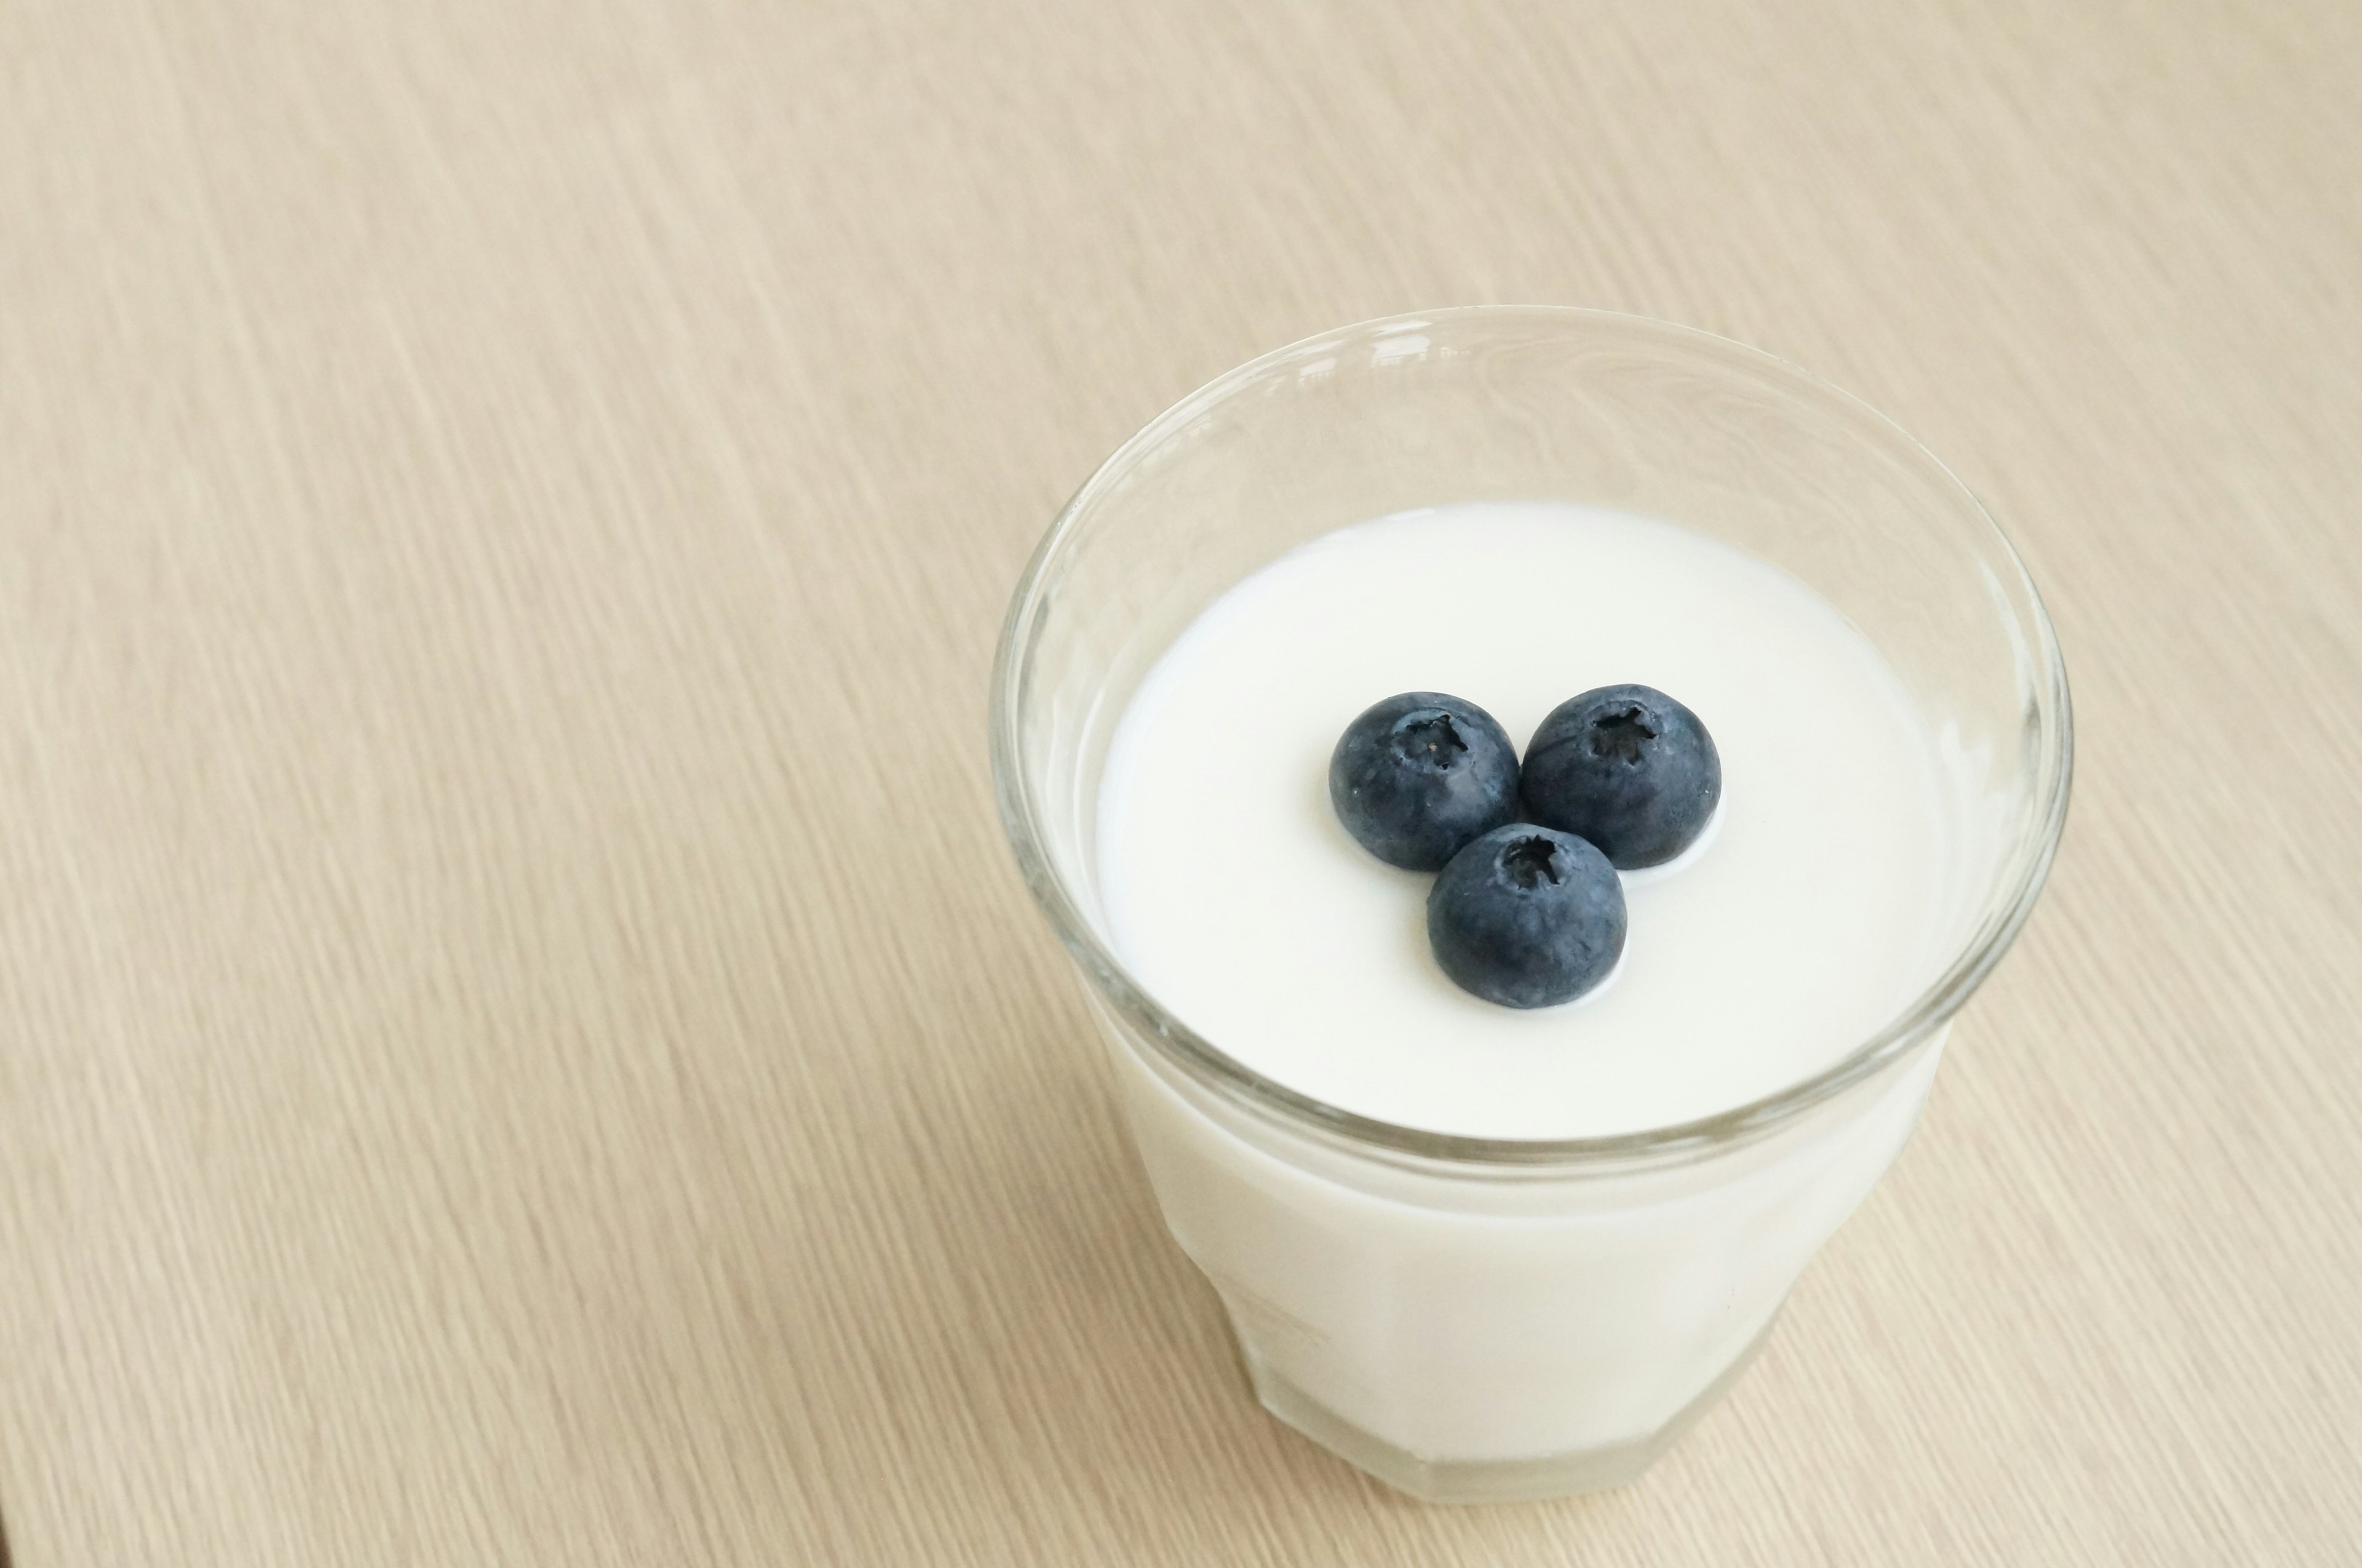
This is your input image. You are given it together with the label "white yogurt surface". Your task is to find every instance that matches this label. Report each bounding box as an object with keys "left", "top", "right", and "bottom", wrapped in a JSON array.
[{"left": 1099, "top": 502, "right": 1954, "bottom": 1140}]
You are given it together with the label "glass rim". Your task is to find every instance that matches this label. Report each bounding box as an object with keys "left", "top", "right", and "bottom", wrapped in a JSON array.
[{"left": 990, "top": 305, "right": 2074, "bottom": 1172}]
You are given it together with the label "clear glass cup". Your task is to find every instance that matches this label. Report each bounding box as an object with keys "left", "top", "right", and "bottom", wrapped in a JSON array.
[{"left": 990, "top": 308, "right": 2072, "bottom": 1503}]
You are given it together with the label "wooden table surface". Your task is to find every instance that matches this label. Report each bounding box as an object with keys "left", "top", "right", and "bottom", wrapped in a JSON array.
[{"left": 5, "top": 1, "right": 2360, "bottom": 1562}]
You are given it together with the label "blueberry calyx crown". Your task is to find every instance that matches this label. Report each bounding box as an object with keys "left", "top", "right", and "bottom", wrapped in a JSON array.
[
  {"left": 1586, "top": 704, "right": 1655, "bottom": 764},
  {"left": 1500, "top": 832, "right": 1563, "bottom": 888},
  {"left": 1393, "top": 710, "right": 1470, "bottom": 769}
]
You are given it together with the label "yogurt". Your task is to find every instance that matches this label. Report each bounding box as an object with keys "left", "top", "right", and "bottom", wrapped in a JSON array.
[
  {"left": 1085, "top": 502, "right": 1962, "bottom": 1492},
  {"left": 1099, "top": 501, "right": 1954, "bottom": 1137}
]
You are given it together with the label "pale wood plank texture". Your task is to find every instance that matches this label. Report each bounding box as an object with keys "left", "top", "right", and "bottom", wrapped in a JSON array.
[{"left": 2, "top": 0, "right": 2358, "bottom": 1561}]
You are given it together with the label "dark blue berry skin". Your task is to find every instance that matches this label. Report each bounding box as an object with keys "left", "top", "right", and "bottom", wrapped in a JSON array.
[
  {"left": 1428, "top": 826, "right": 1626, "bottom": 1008},
  {"left": 1521, "top": 685, "right": 1720, "bottom": 870},
  {"left": 1328, "top": 692, "right": 1521, "bottom": 872}
]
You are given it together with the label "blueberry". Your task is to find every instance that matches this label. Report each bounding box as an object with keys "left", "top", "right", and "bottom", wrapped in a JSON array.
[
  {"left": 1329, "top": 693, "right": 1521, "bottom": 871},
  {"left": 1521, "top": 685, "right": 1720, "bottom": 869},
  {"left": 1428, "top": 826, "right": 1626, "bottom": 1008}
]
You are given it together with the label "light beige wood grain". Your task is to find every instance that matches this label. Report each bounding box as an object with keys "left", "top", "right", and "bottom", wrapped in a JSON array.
[{"left": 2, "top": 0, "right": 2358, "bottom": 1561}]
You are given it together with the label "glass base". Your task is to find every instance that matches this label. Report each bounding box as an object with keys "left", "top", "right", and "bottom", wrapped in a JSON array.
[{"left": 1240, "top": 1311, "right": 1782, "bottom": 1504}]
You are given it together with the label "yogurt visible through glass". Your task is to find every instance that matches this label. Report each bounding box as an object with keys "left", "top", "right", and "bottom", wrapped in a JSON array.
[{"left": 1092, "top": 499, "right": 1961, "bottom": 1482}]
